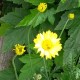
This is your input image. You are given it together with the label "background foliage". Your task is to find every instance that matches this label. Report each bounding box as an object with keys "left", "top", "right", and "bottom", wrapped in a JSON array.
[{"left": 0, "top": 0, "right": 80, "bottom": 80}]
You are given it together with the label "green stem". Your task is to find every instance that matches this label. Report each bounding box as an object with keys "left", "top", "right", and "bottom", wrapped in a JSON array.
[
  {"left": 12, "top": 55, "right": 18, "bottom": 80},
  {"left": 59, "top": 19, "right": 69, "bottom": 38},
  {"left": 27, "top": 12, "right": 40, "bottom": 78},
  {"left": 43, "top": 58, "right": 49, "bottom": 80},
  {"left": 27, "top": 26, "right": 33, "bottom": 74}
]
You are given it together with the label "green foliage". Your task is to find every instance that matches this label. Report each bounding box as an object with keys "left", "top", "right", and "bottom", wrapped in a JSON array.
[
  {"left": 24, "top": 0, "right": 54, "bottom": 5},
  {"left": 0, "top": 68, "right": 15, "bottom": 80},
  {"left": 63, "top": 25, "right": 80, "bottom": 69},
  {"left": 56, "top": 0, "right": 79, "bottom": 12},
  {"left": 0, "top": 23, "right": 11, "bottom": 36},
  {"left": 0, "top": 8, "right": 28, "bottom": 26},
  {"left": 19, "top": 54, "right": 53, "bottom": 80},
  {"left": 1, "top": 0, "right": 80, "bottom": 80},
  {"left": 61, "top": 0, "right": 66, "bottom": 3},
  {"left": 6, "top": 0, "right": 24, "bottom": 4},
  {"left": 17, "top": 8, "right": 55, "bottom": 27},
  {"left": 55, "top": 9, "right": 80, "bottom": 30},
  {"left": 2, "top": 26, "right": 37, "bottom": 53}
]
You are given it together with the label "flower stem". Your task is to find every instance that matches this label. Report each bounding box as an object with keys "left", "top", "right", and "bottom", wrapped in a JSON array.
[
  {"left": 59, "top": 19, "right": 69, "bottom": 38},
  {"left": 27, "top": 26, "right": 33, "bottom": 74},
  {"left": 12, "top": 55, "right": 18, "bottom": 80},
  {"left": 27, "top": 12, "right": 40, "bottom": 79},
  {"left": 43, "top": 58, "right": 49, "bottom": 80}
]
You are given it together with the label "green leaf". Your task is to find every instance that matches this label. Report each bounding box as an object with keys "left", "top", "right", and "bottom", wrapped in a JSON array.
[
  {"left": 6, "top": 0, "right": 24, "bottom": 4},
  {"left": 61, "top": 71, "right": 73, "bottom": 80},
  {"left": 0, "top": 8, "right": 28, "bottom": 26},
  {"left": 0, "top": 68, "right": 15, "bottom": 80},
  {"left": 17, "top": 9, "right": 39, "bottom": 27},
  {"left": 55, "top": 9, "right": 80, "bottom": 30},
  {"left": 24, "top": 0, "right": 54, "bottom": 5},
  {"left": 47, "top": 8, "right": 55, "bottom": 25},
  {"left": 61, "top": 67, "right": 80, "bottom": 80},
  {"left": 56, "top": 0, "right": 79, "bottom": 12},
  {"left": 0, "top": 23, "right": 11, "bottom": 36},
  {"left": 17, "top": 8, "right": 55, "bottom": 28},
  {"left": 61, "top": 0, "right": 66, "bottom": 3},
  {"left": 75, "top": 67, "right": 80, "bottom": 79},
  {"left": 2, "top": 26, "right": 37, "bottom": 53},
  {"left": 19, "top": 54, "right": 53, "bottom": 80},
  {"left": 54, "top": 51, "right": 63, "bottom": 67},
  {"left": 63, "top": 25, "right": 80, "bottom": 71}
]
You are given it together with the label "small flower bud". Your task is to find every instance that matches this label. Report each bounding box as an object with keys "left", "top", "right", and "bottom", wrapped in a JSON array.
[
  {"left": 37, "top": 3, "right": 47, "bottom": 12},
  {"left": 68, "top": 13, "right": 74, "bottom": 20}
]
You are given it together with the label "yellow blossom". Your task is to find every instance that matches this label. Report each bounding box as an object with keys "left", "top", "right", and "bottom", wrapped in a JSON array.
[
  {"left": 68, "top": 13, "right": 74, "bottom": 20},
  {"left": 37, "top": 3, "right": 47, "bottom": 12},
  {"left": 13, "top": 44, "right": 26, "bottom": 55},
  {"left": 33, "top": 30, "right": 62, "bottom": 59}
]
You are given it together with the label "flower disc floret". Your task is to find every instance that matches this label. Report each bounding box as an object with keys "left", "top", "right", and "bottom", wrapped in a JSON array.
[
  {"left": 13, "top": 44, "right": 26, "bottom": 55},
  {"left": 37, "top": 3, "right": 47, "bottom": 12},
  {"left": 33, "top": 30, "right": 62, "bottom": 59}
]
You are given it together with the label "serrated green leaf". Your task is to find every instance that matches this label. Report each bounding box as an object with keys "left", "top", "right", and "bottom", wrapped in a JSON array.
[
  {"left": 54, "top": 51, "right": 63, "bottom": 67},
  {"left": 61, "top": 67, "right": 80, "bottom": 80},
  {"left": 47, "top": 8, "right": 55, "bottom": 25},
  {"left": 0, "top": 8, "right": 28, "bottom": 26},
  {"left": 24, "top": 0, "right": 54, "bottom": 5},
  {"left": 19, "top": 54, "right": 53, "bottom": 80},
  {"left": 61, "top": 71, "right": 72, "bottom": 80},
  {"left": 0, "top": 23, "right": 11, "bottom": 36},
  {"left": 56, "top": 0, "right": 79, "bottom": 12},
  {"left": 17, "top": 9, "right": 39, "bottom": 27},
  {"left": 2, "top": 26, "right": 37, "bottom": 53},
  {"left": 18, "top": 8, "right": 55, "bottom": 28},
  {"left": 61, "top": 0, "right": 66, "bottom": 3},
  {"left": 75, "top": 67, "right": 80, "bottom": 79},
  {"left": 0, "top": 68, "right": 15, "bottom": 80},
  {"left": 63, "top": 25, "right": 80, "bottom": 71},
  {"left": 55, "top": 9, "right": 80, "bottom": 30},
  {"left": 6, "top": 0, "right": 24, "bottom": 4}
]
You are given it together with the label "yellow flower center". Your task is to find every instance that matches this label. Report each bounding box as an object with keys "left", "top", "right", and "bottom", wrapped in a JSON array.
[
  {"left": 42, "top": 39, "right": 53, "bottom": 50},
  {"left": 18, "top": 47, "right": 23, "bottom": 52}
]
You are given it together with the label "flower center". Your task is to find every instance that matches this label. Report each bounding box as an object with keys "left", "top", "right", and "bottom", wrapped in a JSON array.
[
  {"left": 42, "top": 39, "right": 53, "bottom": 50},
  {"left": 18, "top": 47, "right": 23, "bottom": 52}
]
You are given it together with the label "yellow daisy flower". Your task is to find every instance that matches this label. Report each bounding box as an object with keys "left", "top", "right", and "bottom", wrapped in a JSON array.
[
  {"left": 37, "top": 3, "right": 47, "bottom": 12},
  {"left": 13, "top": 44, "right": 26, "bottom": 55},
  {"left": 33, "top": 30, "right": 62, "bottom": 59},
  {"left": 68, "top": 13, "right": 74, "bottom": 20}
]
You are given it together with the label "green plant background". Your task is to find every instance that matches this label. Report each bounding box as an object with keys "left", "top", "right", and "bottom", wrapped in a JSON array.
[{"left": 0, "top": 0, "right": 80, "bottom": 80}]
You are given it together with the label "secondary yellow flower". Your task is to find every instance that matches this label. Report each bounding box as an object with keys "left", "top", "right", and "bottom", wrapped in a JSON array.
[
  {"left": 33, "top": 30, "right": 62, "bottom": 59},
  {"left": 13, "top": 44, "right": 26, "bottom": 55},
  {"left": 37, "top": 3, "right": 47, "bottom": 12},
  {"left": 68, "top": 13, "right": 74, "bottom": 20}
]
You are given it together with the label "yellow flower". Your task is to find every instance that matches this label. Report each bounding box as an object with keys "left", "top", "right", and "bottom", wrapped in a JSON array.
[
  {"left": 33, "top": 30, "right": 62, "bottom": 59},
  {"left": 37, "top": 3, "right": 47, "bottom": 12},
  {"left": 13, "top": 44, "right": 26, "bottom": 55},
  {"left": 68, "top": 13, "right": 74, "bottom": 20}
]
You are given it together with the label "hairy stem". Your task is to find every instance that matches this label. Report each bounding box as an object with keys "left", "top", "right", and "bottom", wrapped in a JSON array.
[
  {"left": 59, "top": 19, "right": 69, "bottom": 38},
  {"left": 43, "top": 58, "right": 50, "bottom": 80},
  {"left": 12, "top": 55, "right": 18, "bottom": 80},
  {"left": 27, "top": 26, "right": 33, "bottom": 74}
]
